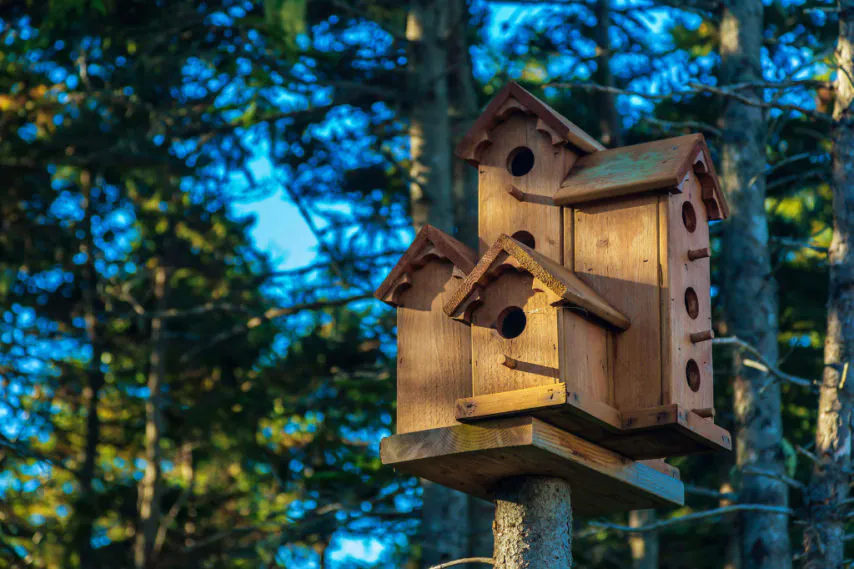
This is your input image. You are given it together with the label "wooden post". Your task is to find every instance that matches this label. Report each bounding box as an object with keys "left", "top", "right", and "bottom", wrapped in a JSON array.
[{"left": 493, "top": 477, "right": 572, "bottom": 569}]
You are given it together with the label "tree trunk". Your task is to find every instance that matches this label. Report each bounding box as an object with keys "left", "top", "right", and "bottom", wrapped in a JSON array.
[
  {"left": 719, "top": 2, "right": 791, "bottom": 568},
  {"left": 71, "top": 169, "right": 102, "bottom": 569},
  {"left": 407, "top": 1, "right": 492, "bottom": 566},
  {"left": 593, "top": 0, "right": 621, "bottom": 148},
  {"left": 628, "top": 510, "right": 658, "bottom": 569},
  {"left": 406, "top": 0, "right": 453, "bottom": 235},
  {"left": 135, "top": 266, "right": 168, "bottom": 569},
  {"left": 803, "top": 2, "right": 854, "bottom": 566},
  {"left": 493, "top": 477, "right": 572, "bottom": 569}
]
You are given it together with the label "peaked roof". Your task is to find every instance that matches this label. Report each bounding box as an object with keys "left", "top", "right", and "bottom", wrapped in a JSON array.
[
  {"left": 554, "top": 134, "right": 730, "bottom": 220},
  {"left": 444, "top": 235, "right": 630, "bottom": 330},
  {"left": 374, "top": 225, "right": 477, "bottom": 307},
  {"left": 455, "top": 82, "right": 605, "bottom": 165}
]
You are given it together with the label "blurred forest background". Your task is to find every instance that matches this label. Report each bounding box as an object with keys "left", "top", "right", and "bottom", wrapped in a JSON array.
[{"left": 1, "top": 0, "right": 852, "bottom": 568}]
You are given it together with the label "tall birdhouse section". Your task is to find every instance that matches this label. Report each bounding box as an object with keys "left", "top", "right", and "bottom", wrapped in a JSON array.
[{"left": 375, "top": 82, "right": 732, "bottom": 516}]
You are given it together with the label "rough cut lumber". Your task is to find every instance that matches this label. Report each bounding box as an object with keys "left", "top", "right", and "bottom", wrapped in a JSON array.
[
  {"left": 380, "top": 416, "right": 685, "bottom": 514},
  {"left": 374, "top": 224, "right": 477, "bottom": 306},
  {"left": 555, "top": 134, "right": 730, "bottom": 220},
  {"left": 444, "top": 234, "right": 630, "bottom": 330},
  {"left": 455, "top": 81, "right": 604, "bottom": 165},
  {"left": 455, "top": 383, "right": 732, "bottom": 460}
]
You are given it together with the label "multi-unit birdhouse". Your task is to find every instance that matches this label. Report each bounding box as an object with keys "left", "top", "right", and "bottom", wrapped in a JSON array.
[{"left": 375, "top": 82, "right": 731, "bottom": 515}]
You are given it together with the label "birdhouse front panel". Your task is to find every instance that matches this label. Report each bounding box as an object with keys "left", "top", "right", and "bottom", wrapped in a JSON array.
[
  {"left": 394, "top": 258, "right": 473, "bottom": 434},
  {"left": 567, "top": 194, "right": 664, "bottom": 412},
  {"left": 476, "top": 112, "right": 577, "bottom": 259},
  {"left": 662, "top": 168, "right": 714, "bottom": 413},
  {"left": 469, "top": 271, "right": 560, "bottom": 396}
]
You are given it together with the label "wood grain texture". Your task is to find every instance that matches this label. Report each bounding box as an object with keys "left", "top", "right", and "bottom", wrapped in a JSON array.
[
  {"left": 455, "top": 81, "right": 604, "bottom": 164},
  {"left": 572, "top": 195, "right": 663, "bottom": 411},
  {"left": 444, "top": 234, "right": 630, "bottom": 330},
  {"left": 455, "top": 383, "right": 731, "bottom": 459},
  {"left": 474, "top": 113, "right": 574, "bottom": 259},
  {"left": 469, "top": 271, "right": 560, "bottom": 395},
  {"left": 663, "top": 171, "right": 714, "bottom": 412},
  {"left": 380, "top": 416, "right": 685, "bottom": 514},
  {"left": 395, "top": 260, "right": 472, "bottom": 433},
  {"left": 375, "top": 224, "right": 477, "bottom": 306},
  {"left": 554, "top": 134, "right": 729, "bottom": 220}
]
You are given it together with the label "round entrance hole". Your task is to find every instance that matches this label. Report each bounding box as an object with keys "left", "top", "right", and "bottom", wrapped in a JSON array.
[
  {"left": 686, "top": 359, "right": 701, "bottom": 392},
  {"left": 496, "top": 306, "right": 527, "bottom": 339},
  {"left": 507, "top": 147, "right": 535, "bottom": 177},
  {"left": 685, "top": 287, "right": 699, "bottom": 319},
  {"left": 511, "top": 230, "right": 536, "bottom": 249},
  {"left": 682, "top": 202, "right": 697, "bottom": 233}
]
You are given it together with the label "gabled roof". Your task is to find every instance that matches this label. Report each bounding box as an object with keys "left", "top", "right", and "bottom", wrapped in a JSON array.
[
  {"left": 455, "top": 82, "right": 605, "bottom": 165},
  {"left": 374, "top": 225, "right": 477, "bottom": 307},
  {"left": 444, "top": 235, "right": 630, "bottom": 330},
  {"left": 554, "top": 134, "right": 730, "bottom": 220}
]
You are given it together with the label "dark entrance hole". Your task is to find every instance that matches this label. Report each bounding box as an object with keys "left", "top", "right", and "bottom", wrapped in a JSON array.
[
  {"left": 497, "top": 306, "right": 527, "bottom": 339},
  {"left": 507, "top": 147, "right": 535, "bottom": 177}
]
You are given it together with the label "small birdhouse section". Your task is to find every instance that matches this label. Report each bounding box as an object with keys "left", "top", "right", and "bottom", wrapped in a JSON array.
[
  {"left": 376, "top": 81, "right": 733, "bottom": 515},
  {"left": 374, "top": 225, "right": 476, "bottom": 434}
]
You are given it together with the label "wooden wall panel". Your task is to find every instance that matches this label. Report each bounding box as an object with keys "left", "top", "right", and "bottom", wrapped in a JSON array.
[
  {"left": 559, "top": 311, "right": 614, "bottom": 405},
  {"left": 571, "top": 195, "right": 662, "bottom": 411},
  {"left": 470, "top": 272, "right": 560, "bottom": 396},
  {"left": 396, "top": 260, "right": 471, "bottom": 433},
  {"left": 664, "top": 172, "right": 714, "bottom": 411},
  {"left": 477, "top": 113, "right": 576, "bottom": 259}
]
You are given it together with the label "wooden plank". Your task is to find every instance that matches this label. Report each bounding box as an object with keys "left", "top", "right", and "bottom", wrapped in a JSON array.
[
  {"left": 455, "top": 383, "right": 732, "bottom": 459},
  {"left": 559, "top": 310, "right": 614, "bottom": 405},
  {"left": 380, "top": 417, "right": 684, "bottom": 515},
  {"left": 573, "top": 195, "right": 663, "bottom": 411},
  {"left": 395, "top": 260, "right": 472, "bottom": 433},
  {"left": 554, "top": 134, "right": 728, "bottom": 220},
  {"left": 475, "top": 113, "right": 573, "bottom": 259},
  {"left": 455, "top": 81, "right": 604, "bottom": 164},
  {"left": 445, "top": 234, "right": 630, "bottom": 331},
  {"left": 663, "top": 171, "right": 715, "bottom": 412},
  {"left": 469, "top": 271, "right": 561, "bottom": 395}
]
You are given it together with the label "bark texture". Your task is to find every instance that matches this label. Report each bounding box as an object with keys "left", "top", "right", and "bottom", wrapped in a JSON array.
[
  {"left": 493, "top": 477, "right": 572, "bottom": 569},
  {"left": 135, "top": 266, "right": 168, "bottom": 569},
  {"left": 629, "top": 510, "right": 658, "bottom": 569},
  {"left": 803, "top": 2, "right": 854, "bottom": 566},
  {"left": 719, "top": 2, "right": 791, "bottom": 568},
  {"left": 407, "top": 2, "right": 493, "bottom": 565}
]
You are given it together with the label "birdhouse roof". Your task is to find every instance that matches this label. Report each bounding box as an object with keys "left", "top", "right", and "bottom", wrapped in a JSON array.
[
  {"left": 554, "top": 134, "right": 730, "bottom": 220},
  {"left": 455, "top": 82, "right": 605, "bottom": 165},
  {"left": 374, "top": 225, "right": 477, "bottom": 307},
  {"left": 444, "top": 235, "right": 630, "bottom": 330}
]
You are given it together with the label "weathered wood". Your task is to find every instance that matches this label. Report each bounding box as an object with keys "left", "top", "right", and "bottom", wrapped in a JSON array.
[
  {"left": 380, "top": 416, "right": 685, "bottom": 514},
  {"left": 445, "top": 234, "right": 630, "bottom": 330},
  {"left": 554, "top": 134, "right": 729, "bottom": 220},
  {"left": 663, "top": 171, "right": 714, "bottom": 412},
  {"left": 455, "top": 81, "right": 604, "bottom": 165},
  {"left": 395, "top": 260, "right": 473, "bottom": 433},
  {"left": 374, "top": 224, "right": 477, "bottom": 306},
  {"left": 473, "top": 113, "right": 574, "bottom": 259},
  {"left": 687, "top": 247, "right": 711, "bottom": 261},
  {"left": 571, "top": 195, "right": 662, "bottom": 411},
  {"left": 455, "top": 384, "right": 732, "bottom": 459}
]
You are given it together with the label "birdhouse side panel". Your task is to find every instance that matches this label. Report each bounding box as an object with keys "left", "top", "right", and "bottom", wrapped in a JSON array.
[
  {"left": 476, "top": 113, "right": 577, "bottom": 259},
  {"left": 471, "top": 271, "right": 560, "bottom": 396},
  {"left": 395, "top": 259, "right": 472, "bottom": 434},
  {"left": 662, "top": 171, "right": 714, "bottom": 412},
  {"left": 568, "top": 195, "right": 663, "bottom": 411},
  {"left": 558, "top": 309, "right": 614, "bottom": 406}
]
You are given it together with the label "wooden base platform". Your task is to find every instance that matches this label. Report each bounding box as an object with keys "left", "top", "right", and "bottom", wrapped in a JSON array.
[
  {"left": 455, "top": 383, "right": 732, "bottom": 460},
  {"left": 380, "top": 416, "right": 684, "bottom": 515}
]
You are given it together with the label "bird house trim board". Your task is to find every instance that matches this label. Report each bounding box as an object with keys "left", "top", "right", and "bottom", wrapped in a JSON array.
[{"left": 374, "top": 225, "right": 477, "bottom": 434}]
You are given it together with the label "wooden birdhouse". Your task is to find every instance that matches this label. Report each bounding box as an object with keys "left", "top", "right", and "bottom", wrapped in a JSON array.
[
  {"left": 374, "top": 225, "right": 476, "bottom": 434},
  {"left": 375, "top": 81, "right": 733, "bottom": 515}
]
